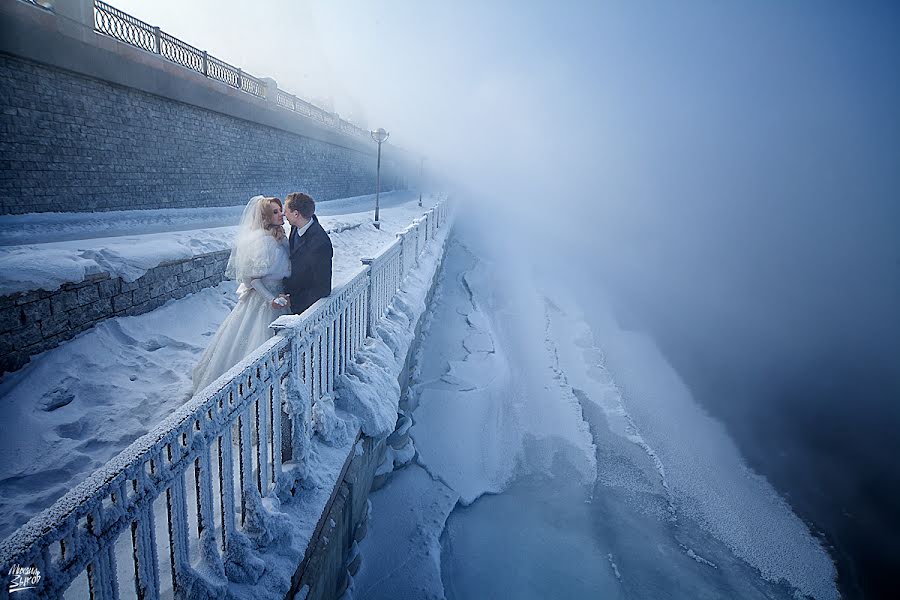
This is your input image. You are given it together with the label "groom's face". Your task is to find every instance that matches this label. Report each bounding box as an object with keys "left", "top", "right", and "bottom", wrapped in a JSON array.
[{"left": 285, "top": 207, "right": 302, "bottom": 227}]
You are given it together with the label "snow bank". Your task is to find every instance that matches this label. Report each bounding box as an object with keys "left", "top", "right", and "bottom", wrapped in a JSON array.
[{"left": 335, "top": 225, "right": 450, "bottom": 439}]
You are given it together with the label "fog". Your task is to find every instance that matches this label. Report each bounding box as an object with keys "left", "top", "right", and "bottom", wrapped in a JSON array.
[{"left": 130, "top": 1, "right": 900, "bottom": 595}]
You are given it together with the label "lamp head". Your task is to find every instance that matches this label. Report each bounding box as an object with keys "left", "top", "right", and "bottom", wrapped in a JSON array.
[{"left": 371, "top": 128, "right": 390, "bottom": 144}]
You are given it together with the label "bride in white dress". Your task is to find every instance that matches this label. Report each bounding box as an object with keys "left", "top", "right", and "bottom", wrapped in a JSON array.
[{"left": 192, "top": 195, "right": 291, "bottom": 393}]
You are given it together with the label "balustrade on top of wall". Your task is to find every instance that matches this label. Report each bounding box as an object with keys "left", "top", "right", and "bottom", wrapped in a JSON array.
[{"left": 87, "top": 0, "right": 363, "bottom": 138}]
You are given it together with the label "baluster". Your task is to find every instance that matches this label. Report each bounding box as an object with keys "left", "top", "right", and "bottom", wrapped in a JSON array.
[
  {"left": 305, "top": 345, "right": 314, "bottom": 409},
  {"left": 166, "top": 472, "right": 191, "bottom": 592},
  {"left": 219, "top": 427, "right": 236, "bottom": 550},
  {"left": 351, "top": 294, "right": 358, "bottom": 356},
  {"left": 87, "top": 509, "right": 119, "bottom": 600},
  {"left": 196, "top": 442, "right": 225, "bottom": 576},
  {"left": 331, "top": 315, "right": 338, "bottom": 389},
  {"left": 257, "top": 391, "right": 271, "bottom": 495},
  {"left": 341, "top": 306, "right": 348, "bottom": 375},
  {"left": 132, "top": 499, "right": 160, "bottom": 599},
  {"left": 272, "top": 371, "right": 284, "bottom": 485},
  {"left": 359, "top": 289, "right": 366, "bottom": 347},
  {"left": 352, "top": 292, "right": 358, "bottom": 353},
  {"left": 382, "top": 267, "right": 387, "bottom": 316},
  {"left": 239, "top": 407, "right": 253, "bottom": 523},
  {"left": 328, "top": 319, "right": 336, "bottom": 393},
  {"left": 315, "top": 328, "right": 324, "bottom": 401}
]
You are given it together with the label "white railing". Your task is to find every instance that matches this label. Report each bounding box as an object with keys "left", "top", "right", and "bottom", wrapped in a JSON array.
[
  {"left": 0, "top": 200, "right": 451, "bottom": 600},
  {"left": 361, "top": 239, "right": 403, "bottom": 337}
]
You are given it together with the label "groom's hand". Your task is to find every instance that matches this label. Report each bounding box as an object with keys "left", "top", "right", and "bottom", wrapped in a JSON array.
[{"left": 272, "top": 294, "right": 290, "bottom": 309}]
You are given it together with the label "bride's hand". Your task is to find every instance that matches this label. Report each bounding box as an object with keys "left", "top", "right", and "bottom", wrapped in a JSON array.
[{"left": 272, "top": 294, "right": 290, "bottom": 309}]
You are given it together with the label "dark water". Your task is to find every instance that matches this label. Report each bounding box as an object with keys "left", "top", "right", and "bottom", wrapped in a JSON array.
[{"left": 587, "top": 298, "right": 900, "bottom": 599}]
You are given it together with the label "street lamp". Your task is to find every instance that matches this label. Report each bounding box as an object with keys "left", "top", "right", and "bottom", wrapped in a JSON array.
[
  {"left": 418, "top": 156, "right": 426, "bottom": 207},
  {"left": 371, "top": 127, "right": 390, "bottom": 229}
]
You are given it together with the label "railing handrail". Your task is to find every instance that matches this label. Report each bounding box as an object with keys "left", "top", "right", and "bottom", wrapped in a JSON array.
[
  {"left": 361, "top": 237, "right": 402, "bottom": 269},
  {"left": 90, "top": 0, "right": 369, "bottom": 139}
]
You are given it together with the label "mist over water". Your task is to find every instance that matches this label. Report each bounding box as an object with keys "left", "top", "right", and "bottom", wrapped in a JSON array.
[{"left": 431, "top": 5, "right": 900, "bottom": 597}]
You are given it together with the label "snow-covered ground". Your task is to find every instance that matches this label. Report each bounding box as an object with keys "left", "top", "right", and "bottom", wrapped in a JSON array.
[
  {"left": 352, "top": 217, "right": 840, "bottom": 600},
  {"left": 0, "top": 191, "right": 440, "bottom": 541}
]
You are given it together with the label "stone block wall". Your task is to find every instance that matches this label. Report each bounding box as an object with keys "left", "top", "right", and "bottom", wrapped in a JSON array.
[
  {"left": 0, "top": 53, "right": 406, "bottom": 214},
  {"left": 0, "top": 250, "right": 229, "bottom": 373}
]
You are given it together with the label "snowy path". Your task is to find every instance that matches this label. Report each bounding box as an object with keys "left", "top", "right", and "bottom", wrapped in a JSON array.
[
  {"left": 0, "top": 191, "right": 421, "bottom": 296},
  {"left": 354, "top": 220, "right": 839, "bottom": 600},
  {"left": 0, "top": 190, "right": 416, "bottom": 247},
  {"left": 0, "top": 194, "right": 439, "bottom": 541}
]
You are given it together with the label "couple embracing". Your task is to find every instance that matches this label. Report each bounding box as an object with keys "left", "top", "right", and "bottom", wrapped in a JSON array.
[{"left": 192, "top": 192, "right": 333, "bottom": 393}]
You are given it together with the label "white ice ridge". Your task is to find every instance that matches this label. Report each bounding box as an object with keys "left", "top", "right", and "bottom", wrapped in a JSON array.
[
  {"left": 411, "top": 236, "right": 597, "bottom": 506},
  {"left": 543, "top": 289, "right": 839, "bottom": 600}
]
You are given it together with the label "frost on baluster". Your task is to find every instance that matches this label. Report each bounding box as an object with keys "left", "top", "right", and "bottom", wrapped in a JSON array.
[
  {"left": 242, "top": 485, "right": 291, "bottom": 548},
  {"left": 224, "top": 530, "right": 264, "bottom": 584},
  {"left": 176, "top": 566, "right": 227, "bottom": 600},
  {"left": 312, "top": 395, "right": 353, "bottom": 447},
  {"left": 280, "top": 369, "right": 312, "bottom": 488},
  {"left": 334, "top": 222, "right": 449, "bottom": 442},
  {"left": 335, "top": 337, "right": 402, "bottom": 439},
  {"left": 198, "top": 523, "right": 225, "bottom": 582}
]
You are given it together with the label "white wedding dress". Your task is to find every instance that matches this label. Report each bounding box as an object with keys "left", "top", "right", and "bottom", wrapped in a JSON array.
[{"left": 192, "top": 197, "right": 291, "bottom": 394}]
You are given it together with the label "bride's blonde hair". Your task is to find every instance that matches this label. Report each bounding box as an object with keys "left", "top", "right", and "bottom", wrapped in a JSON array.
[{"left": 260, "top": 197, "right": 285, "bottom": 241}]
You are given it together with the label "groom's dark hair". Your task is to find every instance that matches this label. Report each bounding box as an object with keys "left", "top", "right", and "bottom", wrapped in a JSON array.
[{"left": 286, "top": 192, "right": 316, "bottom": 219}]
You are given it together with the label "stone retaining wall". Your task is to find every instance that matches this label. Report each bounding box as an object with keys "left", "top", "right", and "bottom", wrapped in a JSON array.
[
  {"left": 0, "top": 0, "right": 414, "bottom": 214},
  {"left": 0, "top": 249, "right": 229, "bottom": 373}
]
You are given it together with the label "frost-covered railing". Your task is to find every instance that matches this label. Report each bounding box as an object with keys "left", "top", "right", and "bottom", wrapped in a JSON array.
[
  {"left": 413, "top": 217, "right": 427, "bottom": 258},
  {"left": 91, "top": 0, "right": 367, "bottom": 138},
  {"left": 397, "top": 222, "right": 419, "bottom": 279},
  {"left": 0, "top": 200, "right": 450, "bottom": 599},
  {"left": 361, "top": 239, "right": 403, "bottom": 337}
]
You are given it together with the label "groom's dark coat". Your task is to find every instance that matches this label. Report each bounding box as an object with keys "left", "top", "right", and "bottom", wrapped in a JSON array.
[{"left": 284, "top": 215, "right": 333, "bottom": 315}]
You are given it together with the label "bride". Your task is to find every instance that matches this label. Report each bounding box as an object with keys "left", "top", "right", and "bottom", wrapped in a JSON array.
[{"left": 192, "top": 195, "right": 291, "bottom": 393}]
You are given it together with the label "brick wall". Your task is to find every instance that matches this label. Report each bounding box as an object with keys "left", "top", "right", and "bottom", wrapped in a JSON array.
[
  {"left": 0, "top": 250, "right": 229, "bottom": 373},
  {"left": 0, "top": 54, "right": 406, "bottom": 214}
]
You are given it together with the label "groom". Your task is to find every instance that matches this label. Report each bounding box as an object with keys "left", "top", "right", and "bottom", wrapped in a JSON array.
[{"left": 283, "top": 192, "right": 334, "bottom": 315}]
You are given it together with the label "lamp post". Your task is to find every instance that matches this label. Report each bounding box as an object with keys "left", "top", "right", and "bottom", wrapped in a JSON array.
[
  {"left": 418, "top": 156, "right": 426, "bottom": 207},
  {"left": 371, "top": 127, "right": 390, "bottom": 229}
]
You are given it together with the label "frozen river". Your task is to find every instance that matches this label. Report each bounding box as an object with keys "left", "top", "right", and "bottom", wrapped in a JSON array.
[{"left": 354, "top": 219, "right": 838, "bottom": 599}]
